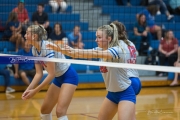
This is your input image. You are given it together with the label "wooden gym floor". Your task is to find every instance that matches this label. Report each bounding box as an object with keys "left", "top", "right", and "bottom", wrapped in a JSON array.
[{"left": 0, "top": 86, "right": 180, "bottom": 120}]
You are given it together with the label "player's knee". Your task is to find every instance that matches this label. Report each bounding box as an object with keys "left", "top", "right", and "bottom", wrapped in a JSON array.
[
  {"left": 56, "top": 105, "right": 67, "bottom": 117},
  {"left": 41, "top": 106, "right": 51, "bottom": 114}
]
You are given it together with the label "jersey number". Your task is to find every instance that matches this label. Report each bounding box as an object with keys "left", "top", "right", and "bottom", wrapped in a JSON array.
[
  {"left": 127, "top": 46, "right": 136, "bottom": 64},
  {"left": 100, "top": 66, "right": 108, "bottom": 73}
]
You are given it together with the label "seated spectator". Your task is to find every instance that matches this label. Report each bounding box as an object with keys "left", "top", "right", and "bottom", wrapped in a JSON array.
[
  {"left": 4, "top": 12, "right": 24, "bottom": 52},
  {"left": 131, "top": 14, "right": 152, "bottom": 55},
  {"left": 170, "top": 47, "right": 180, "bottom": 86},
  {"left": 14, "top": 41, "right": 35, "bottom": 85},
  {"left": 32, "top": 3, "right": 52, "bottom": 37},
  {"left": 12, "top": 0, "right": 30, "bottom": 33},
  {"left": 0, "top": 64, "right": 15, "bottom": 93},
  {"left": 68, "top": 25, "right": 84, "bottom": 49},
  {"left": 49, "top": 23, "right": 67, "bottom": 41},
  {"left": 158, "top": 30, "right": 178, "bottom": 76},
  {"left": 169, "top": 0, "right": 180, "bottom": 15},
  {"left": 137, "top": 5, "right": 162, "bottom": 41},
  {"left": 49, "top": 0, "right": 67, "bottom": 13},
  {"left": 148, "top": 0, "right": 174, "bottom": 20}
]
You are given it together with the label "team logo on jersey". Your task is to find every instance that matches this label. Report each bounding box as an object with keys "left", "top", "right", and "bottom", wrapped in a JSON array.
[{"left": 100, "top": 66, "right": 108, "bottom": 73}]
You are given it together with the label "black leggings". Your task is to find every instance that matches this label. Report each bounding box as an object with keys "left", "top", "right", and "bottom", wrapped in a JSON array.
[{"left": 159, "top": 52, "right": 177, "bottom": 66}]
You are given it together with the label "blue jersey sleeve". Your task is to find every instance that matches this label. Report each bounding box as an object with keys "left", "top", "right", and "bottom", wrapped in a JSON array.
[
  {"left": 108, "top": 46, "right": 123, "bottom": 59},
  {"left": 44, "top": 50, "right": 55, "bottom": 58},
  {"left": 43, "top": 42, "right": 55, "bottom": 58}
]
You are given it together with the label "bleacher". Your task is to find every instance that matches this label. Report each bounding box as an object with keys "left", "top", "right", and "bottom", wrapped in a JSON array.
[
  {"left": 96, "top": 0, "right": 179, "bottom": 81},
  {"left": 0, "top": 0, "right": 100, "bottom": 89},
  {"left": 0, "top": 0, "right": 178, "bottom": 90}
]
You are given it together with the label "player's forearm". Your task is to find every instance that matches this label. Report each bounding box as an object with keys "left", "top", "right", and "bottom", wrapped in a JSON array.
[
  {"left": 34, "top": 74, "right": 55, "bottom": 92},
  {"left": 68, "top": 49, "right": 109, "bottom": 59},
  {"left": 27, "top": 73, "right": 43, "bottom": 90}
]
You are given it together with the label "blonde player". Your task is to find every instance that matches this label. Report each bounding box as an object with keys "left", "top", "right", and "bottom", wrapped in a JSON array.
[
  {"left": 22, "top": 25, "right": 78, "bottom": 120},
  {"left": 112, "top": 21, "right": 141, "bottom": 96},
  {"left": 47, "top": 23, "right": 136, "bottom": 120}
]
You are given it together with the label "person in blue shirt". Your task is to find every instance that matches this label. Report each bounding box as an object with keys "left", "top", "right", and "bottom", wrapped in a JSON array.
[
  {"left": 4, "top": 12, "right": 24, "bottom": 52},
  {"left": 14, "top": 41, "right": 35, "bottom": 85},
  {"left": 137, "top": 5, "right": 162, "bottom": 41},
  {"left": 131, "top": 14, "right": 152, "bottom": 55},
  {"left": 68, "top": 25, "right": 84, "bottom": 49},
  {"left": 49, "top": 23, "right": 67, "bottom": 41}
]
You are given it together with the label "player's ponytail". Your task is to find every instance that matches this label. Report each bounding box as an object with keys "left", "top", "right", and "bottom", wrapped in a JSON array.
[
  {"left": 112, "top": 21, "right": 130, "bottom": 46},
  {"left": 97, "top": 23, "right": 120, "bottom": 48}
]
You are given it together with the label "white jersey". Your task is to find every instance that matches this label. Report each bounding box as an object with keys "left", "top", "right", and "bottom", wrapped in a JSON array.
[
  {"left": 94, "top": 46, "right": 129, "bottom": 92},
  {"left": 119, "top": 40, "right": 139, "bottom": 78},
  {"left": 32, "top": 40, "right": 70, "bottom": 77},
  {"left": 95, "top": 40, "right": 139, "bottom": 92}
]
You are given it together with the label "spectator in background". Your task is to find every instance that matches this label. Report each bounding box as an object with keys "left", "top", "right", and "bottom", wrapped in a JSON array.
[
  {"left": 12, "top": 0, "right": 30, "bottom": 33},
  {"left": 4, "top": 12, "right": 24, "bottom": 52},
  {"left": 0, "top": 65, "right": 15, "bottom": 93},
  {"left": 32, "top": 3, "right": 52, "bottom": 37},
  {"left": 14, "top": 41, "right": 35, "bottom": 85},
  {"left": 158, "top": 30, "right": 178, "bottom": 76},
  {"left": 148, "top": 0, "right": 174, "bottom": 20},
  {"left": 131, "top": 14, "right": 152, "bottom": 55},
  {"left": 49, "top": 23, "right": 67, "bottom": 41},
  {"left": 170, "top": 47, "right": 180, "bottom": 86},
  {"left": 137, "top": 5, "right": 162, "bottom": 41},
  {"left": 68, "top": 25, "right": 84, "bottom": 49},
  {"left": 169, "top": 0, "right": 180, "bottom": 15},
  {"left": 49, "top": 0, "right": 67, "bottom": 13}
]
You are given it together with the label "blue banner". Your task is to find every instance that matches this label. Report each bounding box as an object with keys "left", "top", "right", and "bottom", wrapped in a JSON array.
[{"left": 0, "top": 56, "right": 35, "bottom": 64}]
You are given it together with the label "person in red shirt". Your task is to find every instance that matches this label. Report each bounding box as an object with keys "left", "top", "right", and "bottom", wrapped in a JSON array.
[
  {"left": 158, "top": 30, "right": 178, "bottom": 76},
  {"left": 12, "top": 0, "right": 30, "bottom": 33},
  {"left": 12, "top": 1, "right": 29, "bottom": 24}
]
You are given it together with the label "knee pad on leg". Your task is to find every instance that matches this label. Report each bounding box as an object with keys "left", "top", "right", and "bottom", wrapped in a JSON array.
[
  {"left": 40, "top": 113, "right": 52, "bottom": 120},
  {"left": 57, "top": 116, "right": 68, "bottom": 120}
]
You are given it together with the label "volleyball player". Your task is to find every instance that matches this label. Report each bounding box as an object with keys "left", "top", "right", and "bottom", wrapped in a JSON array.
[
  {"left": 22, "top": 25, "right": 78, "bottom": 120},
  {"left": 113, "top": 21, "right": 141, "bottom": 96},
  {"left": 47, "top": 23, "right": 136, "bottom": 120}
]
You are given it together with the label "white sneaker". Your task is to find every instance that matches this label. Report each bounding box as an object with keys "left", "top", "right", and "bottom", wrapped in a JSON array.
[
  {"left": 167, "top": 15, "right": 174, "bottom": 20},
  {"left": 6, "top": 87, "right": 15, "bottom": 93}
]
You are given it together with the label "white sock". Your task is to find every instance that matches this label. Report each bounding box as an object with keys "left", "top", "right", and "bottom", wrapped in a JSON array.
[
  {"left": 40, "top": 113, "right": 52, "bottom": 120},
  {"left": 57, "top": 116, "right": 68, "bottom": 120}
]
